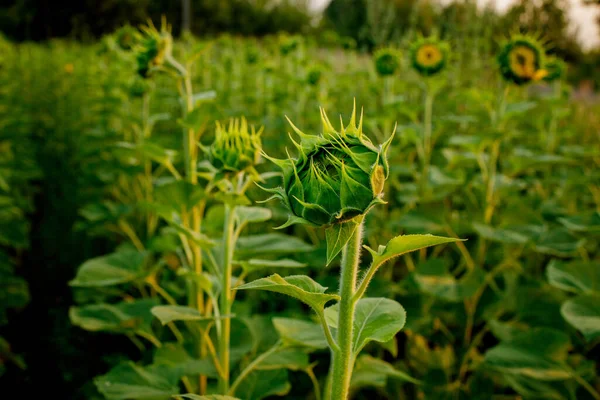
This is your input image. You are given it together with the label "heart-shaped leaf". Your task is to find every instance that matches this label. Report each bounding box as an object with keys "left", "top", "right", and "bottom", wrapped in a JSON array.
[
  {"left": 351, "top": 355, "right": 421, "bottom": 390},
  {"left": 151, "top": 305, "right": 216, "bottom": 326},
  {"left": 69, "top": 250, "right": 147, "bottom": 287},
  {"left": 236, "top": 233, "right": 313, "bottom": 258},
  {"left": 153, "top": 343, "right": 218, "bottom": 378},
  {"left": 95, "top": 362, "right": 178, "bottom": 400},
  {"left": 235, "top": 206, "right": 272, "bottom": 229},
  {"left": 484, "top": 328, "right": 572, "bottom": 381},
  {"left": 235, "top": 259, "right": 306, "bottom": 274},
  {"left": 232, "top": 369, "right": 290, "bottom": 400},
  {"left": 272, "top": 317, "right": 328, "bottom": 350},
  {"left": 547, "top": 260, "right": 599, "bottom": 294},
  {"left": 561, "top": 293, "right": 600, "bottom": 342},
  {"left": 325, "top": 297, "right": 406, "bottom": 355},
  {"left": 70, "top": 299, "right": 158, "bottom": 335},
  {"left": 258, "top": 348, "right": 310, "bottom": 371},
  {"left": 236, "top": 274, "right": 339, "bottom": 312}
]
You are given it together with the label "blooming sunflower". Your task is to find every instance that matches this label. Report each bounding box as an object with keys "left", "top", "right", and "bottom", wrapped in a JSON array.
[
  {"left": 498, "top": 34, "right": 548, "bottom": 85},
  {"left": 409, "top": 37, "right": 450, "bottom": 77}
]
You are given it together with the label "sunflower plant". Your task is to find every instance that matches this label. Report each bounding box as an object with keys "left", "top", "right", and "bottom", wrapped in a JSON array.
[{"left": 238, "top": 104, "right": 463, "bottom": 399}]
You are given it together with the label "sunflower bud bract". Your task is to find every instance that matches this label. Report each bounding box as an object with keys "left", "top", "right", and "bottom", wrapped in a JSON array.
[
  {"left": 209, "top": 118, "right": 263, "bottom": 175},
  {"left": 262, "top": 105, "right": 395, "bottom": 228},
  {"left": 498, "top": 35, "right": 547, "bottom": 86}
]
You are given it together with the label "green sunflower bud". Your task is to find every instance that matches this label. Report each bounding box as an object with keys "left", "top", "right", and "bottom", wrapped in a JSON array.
[
  {"left": 341, "top": 37, "right": 357, "bottom": 51},
  {"left": 543, "top": 57, "right": 566, "bottom": 82},
  {"left": 306, "top": 64, "right": 325, "bottom": 86},
  {"left": 135, "top": 19, "right": 173, "bottom": 78},
  {"left": 261, "top": 104, "right": 395, "bottom": 228},
  {"left": 246, "top": 45, "right": 260, "bottom": 65},
  {"left": 373, "top": 48, "right": 401, "bottom": 76},
  {"left": 279, "top": 34, "right": 301, "bottom": 56},
  {"left": 409, "top": 36, "right": 450, "bottom": 77},
  {"left": 115, "top": 25, "right": 140, "bottom": 51},
  {"left": 498, "top": 34, "right": 547, "bottom": 85},
  {"left": 209, "top": 118, "right": 263, "bottom": 175}
]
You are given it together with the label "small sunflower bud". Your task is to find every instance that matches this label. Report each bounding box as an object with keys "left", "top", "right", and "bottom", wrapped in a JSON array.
[
  {"left": 306, "top": 64, "right": 325, "bottom": 86},
  {"left": 115, "top": 25, "right": 140, "bottom": 51},
  {"left": 209, "top": 118, "right": 263, "bottom": 175},
  {"left": 498, "top": 35, "right": 546, "bottom": 86},
  {"left": 279, "top": 34, "right": 301, "bottom": 56},
  {"left": 373, "top": 48, "right": 401, "bottom": 77},
  {"left": 262, "top": 104, "right": 395, "bottom": 228},
  {"left": 409, "top": 37, "right": 450, "bottom": 77},
  {"left": 135, "top": 20, "right": 173, "bottom": 78}
]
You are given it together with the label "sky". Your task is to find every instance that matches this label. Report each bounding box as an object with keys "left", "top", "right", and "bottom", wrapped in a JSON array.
[{"left": 309, "top": 0, "right": 600, "bottom": 50}]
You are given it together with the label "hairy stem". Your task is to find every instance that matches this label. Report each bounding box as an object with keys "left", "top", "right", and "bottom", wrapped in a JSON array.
[
  {"left": 330, "top": 223, "right": 363, "bottom": 400},
  {"left": 218, "top": 203, "right": 236, "bottom": 393}
]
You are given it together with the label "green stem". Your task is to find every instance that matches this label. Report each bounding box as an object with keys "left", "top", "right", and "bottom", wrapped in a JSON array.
[
  {"left": 218, "top": 203, "right": 236, "bottom": 393},
  {"left": 421, "top": 88, "right": 434, "bottom": 195},
  {"left": 330, "top": 223, "right": 363, "bottom": 400}
]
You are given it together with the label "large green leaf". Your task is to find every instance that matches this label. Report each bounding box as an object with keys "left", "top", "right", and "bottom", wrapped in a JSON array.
[
  {"left": 235, "top": 259, "right": 306, "bottom": 274},
  {"left": 70, "top": 299, "right": 158, "bottom": 335},
  {"left": 351, "top": 355, "right": 421, "bottom": 390},
  {"left": 232, "top": 368, "right": 290, "bottom": 400},
  {"left": 235, "top": 233, "right": 313, "bottom": 258},
  {"left": 237, "top": 274, "right": 339, "bottom": 312},
  {"left": 258, "top": 347, "right": 310, "bottom": 371},
  {"left": 69, "top": 250, "right": 147, "bottom": 287},
  {"left": 534, "top": 228, "right": 586, "bottom": 257},
  {"left": 561, "top": 293, "right": 600, "bottom": 342},
  {"left": 472, "top": 222, "right": 530, "bottom": 245},
  {"left": 153, "top": 343, "right": 218, "bottom": 378},
  {"left": 235, "top": 206, "right": 272, "bottom": 229},
  {"left": 151, "top": 305, "right": 215, "bottom": 326},
  {"left": 547, "top": 259, "right": 600, "bottom": 294},
  {"left": 325, "top": 297, "right": 406, "bottom": 355},
  {"left": 414, "top": 258, "right": 486, "bottom": 302},
  {"left": 558, "top": 211, "right": 600, "bottom": 233},
  {"left": 272, "top": 317, "right": 328, "bottom": 350},
  {"left": 484, "top": 328, "right": 572, "bottom": 381},
  {"left": 154, "top": 180, "right": 205, "bottom": 214},
  {"left": 94, "top": 362, "right": 179, "bottom": 400}
]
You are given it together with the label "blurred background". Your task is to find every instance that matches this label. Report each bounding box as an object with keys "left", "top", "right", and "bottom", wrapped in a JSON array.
[{"left": 1, "top": 0, "right": 599, "bottom": 87}]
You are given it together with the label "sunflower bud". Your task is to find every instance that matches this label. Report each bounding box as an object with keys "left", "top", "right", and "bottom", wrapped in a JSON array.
[
  {"left": 409, "top": 37, "right": 450, "bottom": 77},
  {"left": 306, "top": 64, "right": 325, "bottom": 86},
  {"left": 135, "top": 20, "right": 173, "bottom": 78},
  {"left": 279, "top": 34, "right": 301, "bottom": 56},
  {"left": 262, "top": 104, "right": 395, "bottom": 228},
  {"left": 115, "top": 25, "right": 140, "bottom": 51},
  {"left": 373, "top": 48, "right": 401, "bottom": 77},
  {"left": 209, "top": 118, "right": 263, "bottom": 175},
  {"left": 497, "top": 35, "right": 546, "bottom": 85}
]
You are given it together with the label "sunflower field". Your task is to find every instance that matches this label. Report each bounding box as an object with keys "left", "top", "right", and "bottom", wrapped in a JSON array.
[{"left": 0, "top": 5, "right": 599, "bottom": 400}]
